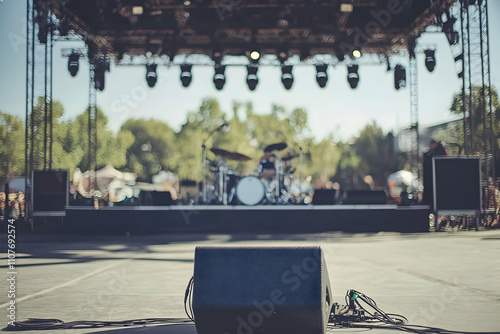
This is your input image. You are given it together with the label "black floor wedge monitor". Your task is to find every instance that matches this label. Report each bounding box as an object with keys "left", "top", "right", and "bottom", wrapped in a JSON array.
[{"left": 192, "top": 246, "right": 332, "bottom": 334}]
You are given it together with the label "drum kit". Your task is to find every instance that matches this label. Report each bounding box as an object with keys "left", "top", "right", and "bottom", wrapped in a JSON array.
[{"left": 202, "top": 142, "right": 299, "bottom": 205}]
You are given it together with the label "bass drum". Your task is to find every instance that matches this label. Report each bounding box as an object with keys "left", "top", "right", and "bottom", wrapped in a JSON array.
[{"left": 235, "top": 175, "right": 266, "bottom": 206}]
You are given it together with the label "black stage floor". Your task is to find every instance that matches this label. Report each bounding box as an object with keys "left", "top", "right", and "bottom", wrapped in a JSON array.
[{"left": 61, "top": 204, "right": 431, "bottom": 234}]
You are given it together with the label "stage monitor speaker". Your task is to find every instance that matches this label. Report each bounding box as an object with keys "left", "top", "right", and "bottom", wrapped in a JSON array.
[
  {"left": 192, "top": 246, "right": 332, "bottom": 334},
  {"left": 343, "top": 190, "right": 387, "bottom": 205},
  {"left": 312, "top": 189, "right": 337, "bottom": 205},
  {"left": 433, "top": 157, "right": 481, "bottom": 212},
  {"left": 32, "top": 170, "right": 69, "bottom": 211}
]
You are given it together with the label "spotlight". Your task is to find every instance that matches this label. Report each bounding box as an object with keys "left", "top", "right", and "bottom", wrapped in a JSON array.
[
  {"left": 347, "top": 65, "right": 359, "bottom": 89},
  {"left": 213, "top": 64, "right": 226, "bottom": 90},
  {"left": 352, "top": 49, "right": 362, "bottom": 58},
  {"left": 94, "top": 66, "right": 105, "bottom": 91},
  {"left": 146, "top": 64, "right": 158, "bottom": 88},
  {"left": 180, "top": 64, "right": 192, "bottom": 87},
  {"left": 93, "top": 57, "right": 110, "bottom": 91},
  {"left": 424, "top": 50, "right": 436, "bottom": 72},
  {"left": 249, "top": 49, "right": 260, "bottom": 64},
  {"left": 442, "top": 16, "right": 459, "bottom": 45},
  {"left": 212, "top": 48, "right": 224, "bottom": 64},
  {"left": 68, "top": 52, "right": 80, "bottom": 77},
  {"left": 315, "top": 64, "right": 328, "bottom": 88},
  {"left": 246, "top": 64, "right": 259, "bottom": 91},
  {"left": 394, "top": 64, "right": 406, "bottom": 90},
  {"left": 277, "top": 49, "right": 289, "bottom": 64},
  {"left": 281, "top": 65, "right": 294, "bottom": 90}
]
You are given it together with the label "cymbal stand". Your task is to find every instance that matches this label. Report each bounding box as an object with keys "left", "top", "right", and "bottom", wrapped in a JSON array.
[{"left": 275, "top": 152, "right": 282, "bottom": 201}]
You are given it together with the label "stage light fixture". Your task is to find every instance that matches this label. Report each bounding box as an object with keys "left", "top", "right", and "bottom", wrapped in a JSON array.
[
  {"left": 394, "top": 65, "right": 406, "bottom": 90},
  {"left": 277, "top": 49, "right": 289, "bottom": 63},
  {"left": 212, "top": 48, "right": 224, "bottom": 64},
  {"left": 315, "top": 64, "right": 328, "bottom": 88},
  {"left": 68, "top": 52, "right": 80, "bottom": 77},
  {"left": 352, "top": 49, "right": 362, "bottom": 58},
  {"left": 213, "top": 64, "right": 226, "bottom": 90},
  {"left": 249, "top": 50, "right": 261, "bottom": 64},
  {"left": 340, "top": 3, "right": 353, "bottom": 12},
  {"left": 246, "top": 64, "right": 259, "bottom": 91},
  {"left": 180, "top": 64, "right": 192, "bottom": 87},
  {"left": 281, "top": 65, "right": 294, "bottom": 90},
  {"left": 347, "top": 65, "right": 359, "bottom": 89},
  {"left": 442, "top": 16, "right": 459, "bottom": 45},
  {"left": 146, "top": 64, "right": 158, "bottom": 88},
  {"left": 132, "top": 6, "right": 143, "bottom": 15},
  {"left": 424, "top": 50, "right": 436, "bottom": 72},
  {"left": 93, "top": 57, "right": 110, "bottom": 91}
]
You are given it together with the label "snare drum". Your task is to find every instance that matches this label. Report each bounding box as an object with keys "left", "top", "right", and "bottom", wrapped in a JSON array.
[{"left": 235, "top": 175, "right": 266, "bottom": 206}]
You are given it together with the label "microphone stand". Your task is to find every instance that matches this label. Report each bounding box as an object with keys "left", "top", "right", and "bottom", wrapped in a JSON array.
[{"left": 202, "top": 123, "right": 228, "bottom": 204}]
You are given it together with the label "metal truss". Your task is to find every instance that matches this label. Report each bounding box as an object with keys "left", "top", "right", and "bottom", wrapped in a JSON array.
[
  {"left": 448, "top": 0, "right": 495, "bottom": 183},
  {"left": 409, "top": 54, "right": 419, "bottom": 181},
  {"left": 87, "top": 63, "right": 98, "bottom": 192},
  {"left": 25, "top": 0, "right": 55, "bottom": 218}
]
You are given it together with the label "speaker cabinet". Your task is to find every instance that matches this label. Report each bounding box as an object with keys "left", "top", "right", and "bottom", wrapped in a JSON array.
[
  {"left": 192, "top": 246, "right": 332, "bottom": 334},
  {"left": 32, "top": 170, "right": 69, "bottom": 212},
  {"left": 433, "top": 157, "right": 481, "bottom": 213}
]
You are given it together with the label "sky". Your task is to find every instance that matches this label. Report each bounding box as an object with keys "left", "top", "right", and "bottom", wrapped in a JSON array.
[{"left": 0, "top": 1, "right": 499, "bottom": 142}]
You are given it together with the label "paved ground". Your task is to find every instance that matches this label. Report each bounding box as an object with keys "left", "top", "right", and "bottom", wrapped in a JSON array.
[{"left": 1, "top": 230, "right": 500, "bottom": 334}]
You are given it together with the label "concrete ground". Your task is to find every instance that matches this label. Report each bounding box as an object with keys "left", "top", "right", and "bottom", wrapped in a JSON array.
[{"left": 1, "top": 230, "right": 500, "bottom": 334}]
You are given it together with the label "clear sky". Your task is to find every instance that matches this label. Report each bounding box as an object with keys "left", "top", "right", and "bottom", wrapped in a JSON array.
[{"left": 0, "top": 1, "right": 499, "bottom": 142}]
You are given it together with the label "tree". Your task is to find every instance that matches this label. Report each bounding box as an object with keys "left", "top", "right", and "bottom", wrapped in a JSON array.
[
  {"left": 120, "top": 118, "right": 175, "bottom": 181},
  {"left": 353, "top": 122, "right": 399, "bottom": 187},
  {"left": 0, "top": 111, "right": 24, "bottom": 182},
  {"left": 450, "top": 85, "right": 500, "bottom": 155},
  {"left": 66, "top": 107, "right": 133, "bottom": 174}
]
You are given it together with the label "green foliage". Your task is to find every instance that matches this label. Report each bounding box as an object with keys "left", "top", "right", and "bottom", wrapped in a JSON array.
[
  {"left": 450, "top": 85, "right": 500, "bottom": 155},
  {"left": 121, "top": 118, "right": 175, "bottom": 181},
  {"left": 0, "top": 111, "right": 24, "bottom": 183},
  {"left": 3, "top": 96, "right": 404, "bottom": 192}
]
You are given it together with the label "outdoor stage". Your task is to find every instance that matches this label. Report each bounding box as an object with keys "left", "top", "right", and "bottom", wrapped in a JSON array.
[{"left": 62, "top": 204, "right": 431, "bottom": 234}]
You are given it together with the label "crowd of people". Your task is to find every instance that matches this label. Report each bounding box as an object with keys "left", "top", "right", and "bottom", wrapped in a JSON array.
[{"left": 0, "top": 191, "right": 25, "bottom": 220}]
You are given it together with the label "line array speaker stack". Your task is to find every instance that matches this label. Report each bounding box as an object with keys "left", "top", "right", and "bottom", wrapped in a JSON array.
[{"left": 192, "top": 246, "right": 332, "bottom": 334}]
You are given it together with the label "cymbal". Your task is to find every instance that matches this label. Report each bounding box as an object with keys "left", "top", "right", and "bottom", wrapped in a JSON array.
[
  {"left": 282, "top": 154, "right": 298, "bottom": 162},
  {"left": 210, "top": 147, "right": 252, "bottom": 161},
  {"left": 263, "top": 142, "right": 287, "bottom": 152}
]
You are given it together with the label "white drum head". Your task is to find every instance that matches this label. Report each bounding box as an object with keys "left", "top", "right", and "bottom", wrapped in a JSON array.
[{"left": 236, "top": 176, "right": 266, "bottom": 206}]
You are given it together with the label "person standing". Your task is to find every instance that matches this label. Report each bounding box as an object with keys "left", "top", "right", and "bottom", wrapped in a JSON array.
[{"left": 422, "top": 139, "right": 448, "bottom": 205}]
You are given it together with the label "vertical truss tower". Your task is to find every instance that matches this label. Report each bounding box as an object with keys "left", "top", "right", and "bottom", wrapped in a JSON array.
[{"left": 450, "top": 0, "right": 495, "bottom": 183}]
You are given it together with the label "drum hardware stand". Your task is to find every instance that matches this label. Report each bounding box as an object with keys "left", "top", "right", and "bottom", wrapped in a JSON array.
[{"left": 201, "top": 123, "right": 229, "bottom": 204}]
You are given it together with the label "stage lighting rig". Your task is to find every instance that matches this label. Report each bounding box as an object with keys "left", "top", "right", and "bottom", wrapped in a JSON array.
[
  {"left": 246, "top": 64, "right": 259, "bottom": 91},
  {"left": 180, "top": 64, "right": 192, "bottom": 87},
  {"left": 213, "top": 64, "right": 226, "bottom": 90},
  {"left": 146, "top": 64, "right": 158, "bottom": 88},
  {"left": 424, "top": 50, "right": 436, "bottom": 72},
  {"left": 347, "top": 65, "right": 359, "bottom": 89},
  {"left": 281, "top": 65, "right": 294, "bottom": 90},
  {"left": 315, "top": 64, "right": 328, "bottom": 88},
  {"left": 394, "top": 64, "right": 406, "bottom": 90},
  {"left": 68, "top": 52, "right": 80, "bottom": 77}
]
